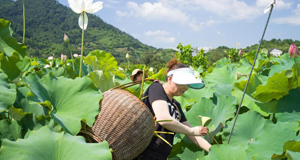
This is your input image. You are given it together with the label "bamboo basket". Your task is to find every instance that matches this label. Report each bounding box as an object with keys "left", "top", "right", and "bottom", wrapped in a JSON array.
[{"left": 82, "top": 80, "right": 155, "bottom": 160}]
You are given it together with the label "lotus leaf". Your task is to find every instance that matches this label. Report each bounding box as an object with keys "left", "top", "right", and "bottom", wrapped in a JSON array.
[
  {"left": 0, "top": 126, "right": 112, "bottom": 160},
  {"left": 204, "top": 65, "right": 237, "bottom": 97},
  {"left": 253, "top": 70, "right": 295, "bottom": 102},
  {"left": 0, "top": 119, "right": 22, "bottom": 146},
  {"left": 169, "top": 136, "right": 205, "bottom": 160},
  {"left": 202, "top": 144, "right": 257, "bottom": 160},
  {"left": 276, "top": 87, "right": 300, "bottom": 122},
  {"left": 232, "top": 73, "right": 277, "bottom": 116},
  {"left": 22, "top": 73, "right": 102, "bottom": 135},
  {"left": 186, "top": 95, "right": 235, "bottom": 134},
  {"left": 0, "top": 19, "right": 27, "bottom": 58},
  {"left": 0, "top": 53, "right": 30, "bottom": 81},
  {"left": 175, "top": 85, "right": 214, "bottom": 109},
  {"left": 0, "top": 72, "right": 16, "bottom": 112},
  {"left": 85, "top": 50, "right": 125, "bottom": 79},
  {"left": 88, "top": 70, "right": 115, "bottom": 92},
  {"left": 223, "top": 111, "right": 299, "bottom": 160}
]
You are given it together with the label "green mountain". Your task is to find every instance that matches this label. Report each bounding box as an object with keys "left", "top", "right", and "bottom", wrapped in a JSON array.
[{"left": 0, "top": 0, "right": 175, "bottom": 64}]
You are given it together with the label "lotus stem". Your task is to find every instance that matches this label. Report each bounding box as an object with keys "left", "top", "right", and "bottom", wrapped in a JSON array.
[
  {"left": 154, "top": 131, "right": 174, "bottom": 135},
  {"left": 140, "top": 95, "right": 148, "bottom": 100},
  {"left": 155, "top": 119, "right": 172, "bottom": 123},
  {"left": 22, "top": 0, "right": 25, "bottom": 44},
  {"left": 67, "top": 43, "right": 75, "bottom": 71},
  {"left": 197, "top": 115, "right": 219, "bottom": 144},
  {"left": 295, "top": 58, "right": 298, "bottom": 86},
  {"left": 154, "top": 132, "right": 172, "bottom": 147},
  {"left": 139, "top": 66, "right": 146, "bottom": 99},
  {"left": 79, "top": 12, "right": 85, "bottom": 77}
]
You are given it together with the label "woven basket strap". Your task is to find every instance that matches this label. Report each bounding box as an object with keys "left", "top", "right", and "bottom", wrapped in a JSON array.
[{"left": 110, "top": 78, "right": 155, "bottom": 90}]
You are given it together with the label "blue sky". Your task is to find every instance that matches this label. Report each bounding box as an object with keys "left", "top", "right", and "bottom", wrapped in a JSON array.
[{"left": 58, "top": 0, "right": 300, "bottom": 50}]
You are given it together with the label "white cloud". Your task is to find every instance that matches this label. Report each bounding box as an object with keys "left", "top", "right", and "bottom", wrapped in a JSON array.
[
  {"left": 154, "top": 37, "right": 176, "bottom": 43},
  {"left": 130, "top": 34, "right": 140, "bottom": 38},
  {"left": 116, "top": 2, "right": 190, "bottom": 23},
  {"left": 216, "top": 31, "right": 225, "bottom": 35},
  {"left": 272, "top": 4, "right": 300, "bottom": 25},
  {"left": 144, "top": 30, "right": 170, "bottom": 36},
  {"left": 116, "top": 10, "right": 127, "bottom": 17},
  {"left": 189, "top": 19, "right": 219, "bottom": 31}
]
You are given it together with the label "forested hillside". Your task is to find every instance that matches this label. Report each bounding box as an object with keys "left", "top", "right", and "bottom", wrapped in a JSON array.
[{"left": 0, "top": 0, "right": 175, "bottom": 64}]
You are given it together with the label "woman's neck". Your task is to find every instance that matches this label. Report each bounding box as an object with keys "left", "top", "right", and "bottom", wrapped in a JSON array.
[{"left": 163, "top": 83, "right": 173, "bottom": 100}]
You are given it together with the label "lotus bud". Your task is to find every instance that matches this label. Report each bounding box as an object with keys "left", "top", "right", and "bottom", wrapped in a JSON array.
[
  {"left": 64, "top": 33, "right": 70, "bottom": 43},
  {"left": 73, "top": 53, "right": 79, "bottom": 58},
  {"left": 289, "top": 44, "right": 299, "bottom": 58},
  {"left": 235, "top": 72, "right": 247, "bottom": 80},
  {"left": 48, "top": 56, "right": 53, "bottom": 60},
  {"left": 44, "top": 64, "right": 50, "bottom": 68},
  {"left": 238, "top": 50, "right": 242, "bottom": 56},
  {"left": 61, "top": 54, "right": 67, "bottom": 61},
  {"left": 149, "top": 67, "right": 153, "bottom": 72},
  {"left": 126, "top": 53, "right": 130, "bottom": 59}
]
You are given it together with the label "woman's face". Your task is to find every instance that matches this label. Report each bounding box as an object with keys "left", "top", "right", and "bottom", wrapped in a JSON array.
[{"left": 169, "top": 80, "right": 189, "bottom": 96}]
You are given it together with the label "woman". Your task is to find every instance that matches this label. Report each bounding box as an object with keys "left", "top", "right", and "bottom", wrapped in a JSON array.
[
  {"left": 130, "top": 69, "right": 148, "bottom": 85},
  {"left": 136, "top": 59, "right": 211, "bottom": 160}
]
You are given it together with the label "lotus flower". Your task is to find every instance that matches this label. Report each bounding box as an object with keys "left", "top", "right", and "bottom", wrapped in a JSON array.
[
  {"left": 238, "top": 50, "right": 242, "bottom": 56},
  {"left": 48, "top": 56, "right": 53, "bottom": 60},
  {"left": 68, "top": 0, "right": 103, "bottom": 30},
  {"left": 61, "top": 54, "right": 67, "bottom": 61},
  {"left": 74, "top": 53, "right": 79, "bottom": 57},
  {"left": 289, "top": 44, "right": 299, "bottom": 58},
  {"left": 64, "top": 33, "right": 70, "bottom": 43}
]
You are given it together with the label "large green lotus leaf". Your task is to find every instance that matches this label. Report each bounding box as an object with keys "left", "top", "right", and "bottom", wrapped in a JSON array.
[
  {"left": 88, "top": 70, "right": 115, "bottom": 92},
  {"left": 85, "top": 50, "right": 125, "bottom": 79},
  {"left": 175, "top": 85, "right": 214, "bottom": 109},
  {"left": 169, "top": 136, "right": 205, "bottom": 160},
  {"left": 22, "top": 73, "right": 102, "bottom": 135},
  {"left": 272, "top": 140, "right": 300, "bottom": 160},
  {"left": 204, "top": 65, "right": 237, "bottom": 97},
  {"left": 214, "top": 57, "right": 231, "bottom": 68},
  {"left": 223, "top": 111, "right": 299, "bottom": 160},
  {"left": 253, "top": 71, "right": 295, "bottom": 102},
  {"left": 232, "top": 73, "right": 277, "bottom": 116},
  {"left": 275, "top": 87, "right": 300, "bottom": 122},
  {"left": 0, "top": 53, "right": 30, "bottom": 81},
  {"left": 205, "top": 65, "right": 237, "bottom": 86},
  {"left": 0, "top": 119, "right": 22, "bottom": 146},
  {"left": 269, "top": 59, "right": 294, "bottom": 77},
  {"left": 0, "top": 126, "right": 112, "bottom": 160},
  {"left": 186, "top": 95, "right": 235, "bottom": 133},
  {"left": 14, "top": 86, "right": 47, "bottom": 116},
  {"left": 148, "top": 67, "right": 167, "bottom": 81},
  {"left": 0, "top": 72, "right": 16, "bottom": 112},
  {"left": 0, "top": 19, "right": 27, "bottom": 58},
  {"left": 202, "top": 144, "right": 257, "bottom": 160},
  {"left": 286, "top": 150, "right": 300, "bottom": 160}
]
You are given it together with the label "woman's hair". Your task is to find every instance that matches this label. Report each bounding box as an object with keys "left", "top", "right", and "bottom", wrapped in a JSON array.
[{"left": 165, "top": 58, "right": 188, "bottom": 81}]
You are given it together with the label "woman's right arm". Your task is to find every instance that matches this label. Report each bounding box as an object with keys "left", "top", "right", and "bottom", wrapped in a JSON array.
[{"left": 152, "top": 100, "right": 207, "bottom": 136}]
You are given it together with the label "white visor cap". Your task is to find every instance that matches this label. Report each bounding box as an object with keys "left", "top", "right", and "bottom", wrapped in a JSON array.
[{"left": 167, "top": 68, "right": 205, "bottom": 89}]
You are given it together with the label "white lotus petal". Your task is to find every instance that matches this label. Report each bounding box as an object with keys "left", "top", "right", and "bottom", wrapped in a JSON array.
[
  {"left": 85, "top": 0, "right": 93, "bottom": 11},
  {"left": 78, "top": 12, "right": 88, "bottom": 30},
  {"left": 68, "top": 0, "right": 82, "bottom": 13},
  {"left": 264, "top": 6, "right": 271, "bottom": 14},
  {"left": 80, "top": 0, "right": 86, "bottom": 11},
  {"left": 87, "top": 1, "right": 103, "bottom": 13}
]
